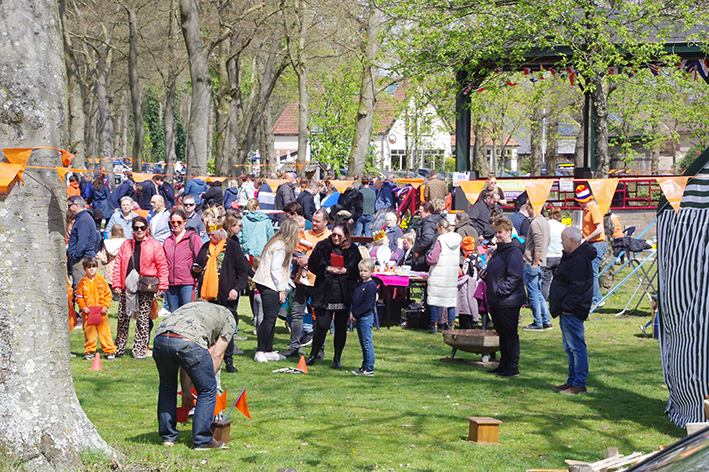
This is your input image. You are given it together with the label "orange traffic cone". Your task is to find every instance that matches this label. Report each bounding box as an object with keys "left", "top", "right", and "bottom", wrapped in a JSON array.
[
  {"left": 90, "top": 353, "right": 103, "bottom": 371},
  {"left": 297, "top": 355, "right": 308, "bottom": 373}
]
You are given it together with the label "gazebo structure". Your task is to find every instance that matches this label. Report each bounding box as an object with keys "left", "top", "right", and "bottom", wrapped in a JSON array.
[{"left": 453, "top": 34, "right": 709, "bottom": 175}]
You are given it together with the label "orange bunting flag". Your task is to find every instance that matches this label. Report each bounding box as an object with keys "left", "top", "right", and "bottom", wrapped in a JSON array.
[
  {"left": 524, "top": 180, "right": 554, "bottom": 217},
  {"left": 457, "top": 180, "right": 487, "bottom": 206},
  {"left": 3, "top": 148, "right": 33, "bottom": 166},
  {"left": 131, "top": 172, "right": 153, "bottom": 182},
  {"left": 223, "top": 387, "right": 251, "bottom": 420},
  {"left": 394, "top": 178, "right": 425, "bottom": 186},
  {"left": 265, "top": 178, "right": 289, "bottom": 190},
  {"left": 587, "top": 179, "right": 619, "bottom": 215},
  {"left": 330, "top": 180, "right": 355, "bottom": 193},
  {"left": 0, "top": 163, "right": 25, "bottom": 194},
  {"left": 61, "top": 150, "right": 75, "bottom": 166},
  {"left": 656, "top": 177, "right": 690, "bottom": 213},
  {"left": 206, "top": 176, "right": 227, "bottom": 183},
  {"left": 57, "top": 167, "right": 70, "bottom": 183}
]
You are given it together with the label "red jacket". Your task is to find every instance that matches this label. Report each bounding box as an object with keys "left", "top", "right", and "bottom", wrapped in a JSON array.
[{"left": 112, "top": 237, "right": 169, "bottom": 290}]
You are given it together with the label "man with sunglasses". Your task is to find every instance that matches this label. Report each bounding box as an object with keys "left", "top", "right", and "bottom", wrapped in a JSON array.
[
  {"left": 149, "top": 195, "right": 170, "bottom": 243},
  {"left": 183, "top": 195, "right": 206, "bottom": 240},
  {"left": 67, "top": 195, "right": 99, "bottom": 292}
]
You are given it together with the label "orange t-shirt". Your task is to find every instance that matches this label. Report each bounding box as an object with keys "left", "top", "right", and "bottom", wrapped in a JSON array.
[
  {"left": 611, "top": 215, "right": 623, "bottom": 238},
  {"left": 582, "top": 202, "right": 604, "bottom": 243}
]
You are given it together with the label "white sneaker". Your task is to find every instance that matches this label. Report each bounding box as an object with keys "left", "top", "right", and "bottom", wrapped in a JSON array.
[
  {"left": 254, "top": 352, "right": 269, "bottom": 363},
  {"left": 264, "top": 351, "right": 286, "bottom": 361}
]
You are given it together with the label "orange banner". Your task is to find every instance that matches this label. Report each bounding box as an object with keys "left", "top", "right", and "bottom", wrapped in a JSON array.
[
  {"left": 206, "top": 176, "right": 227, "bottom": 183},
  {"left": 131, "top": 172, "right": 154, "bottom": 183},
  {"left": 265, "top": 179, "right": 290, "bottom": 190},
  {"left": 0, "top": 163, "right": 26, "bottom": 193},
  {"left": 458, "top": 180, "right": 487, "bottom": 206},
  {"left": 588, "top": 179, "right": 619, "bottom": 215},
  {"left": 395, "top": 178, "right": 425, "bottom": 186},
  {"left": 656, "top": 177, "right": 690, "bottom": 213},
  {"left": 524, "top": 180, "right": 554, "bottom": 216}
]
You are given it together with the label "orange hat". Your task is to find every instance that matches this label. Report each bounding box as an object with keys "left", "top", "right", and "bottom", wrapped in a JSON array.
[{"left": 461, "top": 236, "right": 476, "bottom": 256}]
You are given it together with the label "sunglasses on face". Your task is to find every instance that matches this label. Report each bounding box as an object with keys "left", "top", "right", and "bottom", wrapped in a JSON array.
[
  {"left": 184, "top": 203, "right": 195, "bottom": 207},
  {"left": 170, "top": 220, "right": 184, "bottom": 226},
  {"left": 332, "top": 233, "right": 344, "bottom": 239},
  {"left": 133, "top": 225, "right": 147, "bottom": 231}
]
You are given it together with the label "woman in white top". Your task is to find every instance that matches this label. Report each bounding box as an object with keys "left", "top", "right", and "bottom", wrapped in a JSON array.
[
  {"left": 252, "top": 219, "right": 299, "bottom": 362},
  {"left": 542, "top": 207, "right": 567, "bottom": 300},
  {"left": 426, "top": 219, "right": 462, "bottom": 332}
]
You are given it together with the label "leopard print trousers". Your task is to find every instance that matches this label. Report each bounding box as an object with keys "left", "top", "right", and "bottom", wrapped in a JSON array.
[{"left": 115, "top": 292, "right": 154, "bottom": 358}]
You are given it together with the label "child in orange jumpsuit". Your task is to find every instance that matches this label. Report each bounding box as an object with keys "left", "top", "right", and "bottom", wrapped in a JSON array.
[{"left": 75, "top": 257, "right": 117, "bottom": 360}]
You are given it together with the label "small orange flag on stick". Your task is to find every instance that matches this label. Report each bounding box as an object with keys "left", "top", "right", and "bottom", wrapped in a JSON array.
[
  {"left": 224, "top": 388, "right": 251, "bottom": 420},
  {"left": 213, "top": 389, "right": 228, "bottom": 416}
]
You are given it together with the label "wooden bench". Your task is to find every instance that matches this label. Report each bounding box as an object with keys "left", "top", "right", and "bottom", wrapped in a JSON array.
[{"left": 466, "top": 416, "right": 502, "bottom": 443}]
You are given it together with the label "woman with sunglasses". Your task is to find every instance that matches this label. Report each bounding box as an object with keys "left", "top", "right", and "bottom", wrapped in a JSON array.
[
  {"left": 163, "top": 209, "right": 204, "bottom": 311},
  {"left": 112, "top": 216, "right": 169, "bottom": 359},
  {"left": 306, "top": 222, "right": 363, "bottom": 369}
]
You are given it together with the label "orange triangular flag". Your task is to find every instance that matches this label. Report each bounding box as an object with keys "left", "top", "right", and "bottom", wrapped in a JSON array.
[
  {"left": 265, "top": 178, "right": 289, "bottom": 190},
  {"left": 57, "top": 167, "right": 70, "bottom": 183},
  {"left": 524, "top": 180, "right": 554, "bottom": 216},
  {"left": 457, "top": 180, "right": 487, "bottom": 206},
  {"left": 235, "top": 389, "right": 251, "bottom": 419},
  {"left": 3, "top": 148, "right": 33, "bottom": 166},
  {"left": 297, "top": 355, "right": 308, "bottom": 373},
  {"left": 330, "top": 180, "right": 355, "bottom": 193},
  {"left": 588, "top": 179, "right": 619, "bottom": 215},
  {"left": 213, "top": 389, "right": 227, "bottom": 415},
  {"left": 0, "top": 163, "right": 25, "bottom": 194},
  {"left": 656, "top": 177, "right": 690, "bottom": 213},
  {"left": 61, "top": 150, "right": 75, "bottom": 166}
]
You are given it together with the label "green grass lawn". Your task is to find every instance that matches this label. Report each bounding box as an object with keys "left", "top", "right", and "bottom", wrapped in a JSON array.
[{"left": 69, "top": 266, "right": 682, "bottom": 471}]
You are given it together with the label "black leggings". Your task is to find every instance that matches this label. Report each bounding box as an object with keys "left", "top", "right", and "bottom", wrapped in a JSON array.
[
  {"left": 489, "top": 305, "right": 520, "bottom": 374},
  {"left": 309, "top": 308, "right": 349, "bottom": 361},
  {"left": 256, "top": 284, "right": 281, "bottom": 352}
]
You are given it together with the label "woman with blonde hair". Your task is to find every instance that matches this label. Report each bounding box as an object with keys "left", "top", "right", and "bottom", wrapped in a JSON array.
[{"left": 252, "top": 219, "right": 300, "bottom": 362}]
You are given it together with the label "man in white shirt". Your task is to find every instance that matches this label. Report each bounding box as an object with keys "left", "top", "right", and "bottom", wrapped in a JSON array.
[{"left": 149, "top": 195, "right": 171, "bottom": 243}]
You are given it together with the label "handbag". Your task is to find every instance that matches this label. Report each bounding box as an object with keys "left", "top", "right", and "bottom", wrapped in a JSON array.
[
  {"left": 137, "top": 276, "right": 160, "bottom": 293},
  {"left": 132, "top": 247, "right": 159, "bottom": 293}
]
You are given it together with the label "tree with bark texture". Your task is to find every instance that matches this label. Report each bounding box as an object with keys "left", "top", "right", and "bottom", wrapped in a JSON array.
[{"left": 0, "top": 0, "right": 116, "bottom": 468}]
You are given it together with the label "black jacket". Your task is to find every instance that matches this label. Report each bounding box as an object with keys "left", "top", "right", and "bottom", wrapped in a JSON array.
[
  {"left": 331, "top": 188, "right": 364, "bottom": 222},
  {"left": 202, "top": 185, "right": 224, "bottom": 209},
  {"left": 413, "top": 213, "right": 442, "bottom": 269},
  {"left": 192, "top": 238, "right": 249, "bottom": 310},
  {"left": 548, "top": 242, "right": 595, "bottom": 321},
  {"left": 296, "top": 190, "right": 316, "bottom": 221},
  {"left": 274, "top": 182, "right": 296, "bottom": 210},
  {"left": 308, "top": 236, "right": 362, "bottom": 309},
  {"left": 467, "top": 199, "right": 495, "bottom": 239},
  {"left": 484, "top": 239, "right": 525, "bottom": 308}
]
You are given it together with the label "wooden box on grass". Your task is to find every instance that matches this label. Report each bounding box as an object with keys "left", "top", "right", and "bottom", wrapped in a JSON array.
[{"left": 467, "top": 416, "right": 502, "bottom": 444}]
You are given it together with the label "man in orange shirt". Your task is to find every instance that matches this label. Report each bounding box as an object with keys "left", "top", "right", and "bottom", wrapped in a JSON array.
[
  {"left": 283, "top": 209, "right": 332, "bottom": 358},
  {"left": 576, "top": 184, "right": 606, "bottom": 308}
]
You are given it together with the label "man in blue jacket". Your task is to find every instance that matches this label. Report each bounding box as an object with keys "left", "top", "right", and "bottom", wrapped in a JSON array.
[
  {"left": 67, "top": 195, "right": 99, "bottom": 291},
  {"left": 548, "top": 226, "right": 595, "bottom": 395}
]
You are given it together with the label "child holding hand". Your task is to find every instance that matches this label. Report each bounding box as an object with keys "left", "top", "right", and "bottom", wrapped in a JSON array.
[
  {"left": 75, "top": 257, "right": 117, "bottom": 360},
  {"left": 349, "top": 259, "right": 378, "bottom": 376}
]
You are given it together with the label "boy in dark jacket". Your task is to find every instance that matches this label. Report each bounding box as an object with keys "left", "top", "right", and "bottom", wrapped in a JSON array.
[
  {"left": 349, "top": 259, "right": 377, "bottom": 376},
  {"left": 548, "top": 226, "right": 595, "bottom": 395}
]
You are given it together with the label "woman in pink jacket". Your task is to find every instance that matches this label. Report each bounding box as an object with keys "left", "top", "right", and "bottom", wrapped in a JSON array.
[
  {"left": 112, "top": 216, "right": 169, "bottom": 359},
  {"left": 163, "top": 208, "right": 203, "bottom": 310}
]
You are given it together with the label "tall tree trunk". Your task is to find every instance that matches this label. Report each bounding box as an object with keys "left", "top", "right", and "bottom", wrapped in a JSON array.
[
  {"left": 181, "top": 0, "right": 211, "bottom": 175},
  {"left": 214, "top": 32, "right": 231, "bottom": 177},
  {"left": 294, "top": 0, "right": 309, "bottom": 171},
  {"left": 228, "top": 52, "right": 243, "bottom": 176},
  {"left": 0, "top": 0, "right": 115, "bottom": 468},
  {"left": 259, "top": 98, "right": 275, "bottom": 177},
  {"left": 96, "top": 22, "right": 116, "bottom": 172},
  {"left": 473, "top": 121, "right": 488, "bottom": 176},
  {"left": 164, "top": 76, "right": 178, "bottom": 180},
  {"left": 59, "top": 0, "right": 86, "bottom": 169},
  {"left": 127, "top": 7, "right": 145, "bottom": 168},
  {"left": 86, "top": 93, "right": 98, "bottom": 162},
  {"left": 591, "top": 74, "right": 610, "bottom": 178},
  {"left": 348, "top": 5, "right": 381, "bottom": 177},
  {"left": 530, "top": 105, "right": 543, "bottom": 176},
  {"left": 545, "top": 114, "right": 559, "bottom": 176},
  {"left": 574, "top": 107, "right": 585, "bottom": 169}
]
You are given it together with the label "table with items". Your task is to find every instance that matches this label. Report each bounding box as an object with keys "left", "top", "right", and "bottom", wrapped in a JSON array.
[{"left": 373, "top": 270, "right": 428, "bottom": 328}]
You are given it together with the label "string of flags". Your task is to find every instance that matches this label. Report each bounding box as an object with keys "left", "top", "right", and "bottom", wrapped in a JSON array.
[{"left": 462, "top": 59, "right": 709, "bottom": 95}]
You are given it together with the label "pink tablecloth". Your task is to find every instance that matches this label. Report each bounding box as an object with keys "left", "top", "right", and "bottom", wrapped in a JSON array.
[{"left": 374, "top": 273, "right": 428, "bottom": 287}]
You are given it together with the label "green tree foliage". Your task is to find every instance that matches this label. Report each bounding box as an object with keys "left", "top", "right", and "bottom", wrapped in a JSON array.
[{"left": 142, "top": 86, "right": 187, "bottom": 163}]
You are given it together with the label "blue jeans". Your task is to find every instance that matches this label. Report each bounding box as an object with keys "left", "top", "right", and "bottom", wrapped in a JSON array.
[
  {"left": 559, "top": 313, "right": 588, "bottom": 387},
  {"left": 356, "top": 312, "right": 375, "bottom": 371},
  {"left": 153, "top": 335, "right": 217, "bottom": 447},
  {"left": 524, "top": 264, "right": 551, "bottom": 326},
  {"left": 431, "top": 306, "right": 456, "bottom": 326},
  {"left": 166, "top": 285, "right": 194, "bottom": 311},
  {"left": 591, "top": 242, "right": 606, "bottom": 305},
  {"left": 355, "top": 214, "right": 373, "bottom": 237}
]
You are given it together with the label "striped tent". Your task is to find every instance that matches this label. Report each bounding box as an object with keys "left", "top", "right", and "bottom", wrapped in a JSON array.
[{"left": 658, "top": 148, "right": 709, "bottom": 428}]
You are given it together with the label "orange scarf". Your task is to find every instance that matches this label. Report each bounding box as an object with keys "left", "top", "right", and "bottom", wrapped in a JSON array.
[{"left": 200, "top": 239, "right": 226, "bottom": 300}]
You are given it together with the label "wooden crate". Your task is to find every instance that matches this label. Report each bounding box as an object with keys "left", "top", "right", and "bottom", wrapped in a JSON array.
[{"left": 467, "top": 416, "right": 502, "bottom": 444}]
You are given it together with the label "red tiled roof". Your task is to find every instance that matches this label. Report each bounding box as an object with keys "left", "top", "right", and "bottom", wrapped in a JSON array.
[{"left": 273, "top": 101, "right": 299, "bottom": 135}]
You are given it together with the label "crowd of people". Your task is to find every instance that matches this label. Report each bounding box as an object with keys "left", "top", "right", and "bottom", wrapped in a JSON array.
[{"left": 65, "top": 168, "right": 605, "bottom": 449}]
